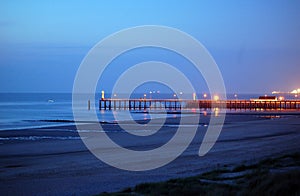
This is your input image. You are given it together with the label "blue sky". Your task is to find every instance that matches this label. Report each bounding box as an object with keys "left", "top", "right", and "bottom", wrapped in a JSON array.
[{"left": 0, "top": 0, "right": 299, "bottom": 93}]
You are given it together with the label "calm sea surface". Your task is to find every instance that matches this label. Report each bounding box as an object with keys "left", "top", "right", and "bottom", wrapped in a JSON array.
[{"left": 0, "top": 93, "right": 189, "bottom": 131}]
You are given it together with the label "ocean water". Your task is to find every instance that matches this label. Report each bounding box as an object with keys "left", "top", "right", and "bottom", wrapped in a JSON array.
[
  {"left": 0, "top": 93, "right": 297, "bottom": 131},
  {"left": 0, "top": 93, "right": 73, "bottom": 130},
  {"left": 0, "top": 93, "right": 193, "bottom": 131}
]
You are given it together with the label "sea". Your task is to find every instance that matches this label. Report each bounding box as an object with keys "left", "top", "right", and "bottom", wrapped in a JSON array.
[{"left": 0, "top": 92, "right": 298, "bottom": 132}]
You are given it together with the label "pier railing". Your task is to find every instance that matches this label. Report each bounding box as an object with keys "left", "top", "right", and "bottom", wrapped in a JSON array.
[{"left": 99, "top": 99, "right": 300, "bottom": 110}]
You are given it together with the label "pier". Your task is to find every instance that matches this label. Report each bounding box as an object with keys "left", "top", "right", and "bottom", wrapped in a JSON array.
[{"left": 99, "top": 99, "right": 300, "bottom": 110}]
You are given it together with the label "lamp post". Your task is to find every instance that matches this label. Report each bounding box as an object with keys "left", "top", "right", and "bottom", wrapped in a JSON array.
[
  {"left": 101, "top": 90, "right": 105, "bottom": 100},
  {"left": 193, "top": 92, "right": 196, "bottom": 100},
  {"left": 234, "top": 94, "right": 238, "bottom": 100}
]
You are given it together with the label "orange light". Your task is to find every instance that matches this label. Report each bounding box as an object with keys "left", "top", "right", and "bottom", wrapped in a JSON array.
[{"left": 279, "top": 96, "right": 284, "bottom": 101}]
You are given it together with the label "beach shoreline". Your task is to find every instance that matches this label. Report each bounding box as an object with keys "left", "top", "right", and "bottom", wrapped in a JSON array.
[{"left": 0, "top": 112, "right": 300, "bottom": 195}]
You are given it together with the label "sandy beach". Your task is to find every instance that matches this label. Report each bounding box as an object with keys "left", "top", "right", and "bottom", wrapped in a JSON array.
[{"left": 1, "top": 112, "right": 300, "bottom": 195}]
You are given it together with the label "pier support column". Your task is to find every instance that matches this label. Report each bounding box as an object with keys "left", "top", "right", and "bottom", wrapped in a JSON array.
[{"left": 108, "top": 100, "right": 111, "bottom": 110}]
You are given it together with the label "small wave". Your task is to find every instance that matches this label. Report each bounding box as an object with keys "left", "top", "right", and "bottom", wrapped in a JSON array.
[
  {"left": 0, "top": 123, "right": 77, "bottom": 132},
  {"left": 76, "top": 129, "right": 123, "bottom": 133},
  {"left": 166, "top": 124, "right": 208, "bottom": 128},
  {"left": 0, "top": 136, "right": 83, "bottom": 141},
  {"left": 75, "top": 129, "right": 156, "bottom": 133}
]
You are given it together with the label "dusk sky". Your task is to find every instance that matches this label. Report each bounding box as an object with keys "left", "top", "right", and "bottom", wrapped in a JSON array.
[{"left": 0, "top": 0, "right": 299, "bottom": 93}]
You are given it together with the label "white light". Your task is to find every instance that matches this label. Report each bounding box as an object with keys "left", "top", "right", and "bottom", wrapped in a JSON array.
[
  {"left": 101, "top": 90, "right": 105, "bottom": 99},
  {"left": 290, "top": 89, "right": 300, "bottom": 94},
  {"left": 213, "top": 95, "right": 219, "bottom": 101},
  {"left": 279, "top": 96, "right": 284, "bottom": 101}
]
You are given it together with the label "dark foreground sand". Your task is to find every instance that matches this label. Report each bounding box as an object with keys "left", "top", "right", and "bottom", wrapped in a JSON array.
[{"left": 0, "top": 112, "right": 300, "bottom": 195}]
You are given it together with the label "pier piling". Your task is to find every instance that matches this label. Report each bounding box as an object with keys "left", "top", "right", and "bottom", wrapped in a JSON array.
[{"left": 98, "top": 98, "right": 300, "bottom": 111}]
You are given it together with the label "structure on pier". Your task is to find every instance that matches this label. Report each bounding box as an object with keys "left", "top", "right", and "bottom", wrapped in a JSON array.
[{"left": 99, "top": 98, "right": 300, "bottom": 111}]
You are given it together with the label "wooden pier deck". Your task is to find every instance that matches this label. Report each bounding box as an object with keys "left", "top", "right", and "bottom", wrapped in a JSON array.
[{"left": 99, "top": 99, "right": 300, "bottom": 110}]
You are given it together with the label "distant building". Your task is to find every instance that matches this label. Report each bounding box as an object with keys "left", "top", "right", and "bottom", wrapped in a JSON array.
[{"left": 250, "top": 96, "right": 277, "bottom": 102}]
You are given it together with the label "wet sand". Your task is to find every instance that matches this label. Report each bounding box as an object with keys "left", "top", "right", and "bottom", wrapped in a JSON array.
[{"left": 0, "top": 112, "right": 300, "bottom": 195}]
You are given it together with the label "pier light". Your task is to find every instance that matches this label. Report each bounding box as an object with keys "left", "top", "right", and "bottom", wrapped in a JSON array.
[
  {"left": 179, "top": 92, "right": 183, "bottom": 95},
  {"left": 101, "top": 90, "right": 105, "bottom": 100},
  {"left": 234, "top": 94, "right": 238, "bottom": 99},
  {"left": 203, "top": 93, "right": 207, "bottom": 98},
  {"left": 213, "top": 95, "right": 220, "bottom": 101},
  {"left": 113, "top": 93, "right": 117, "bottom": 97},
  {"left": 295, "top": 94, "right": 298, "bottom": 98},
  {"left": 279, "top": 96, "right": 284, "bottom": 101},
  {"left": 193, "top": 92, "right": 196, "bottom": 100},
  {"left": 173, "top": 93, "right": 177, "bottom": 98},
  {"left": 143, "top": 94, "right": 146, "bottom": 98}
]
